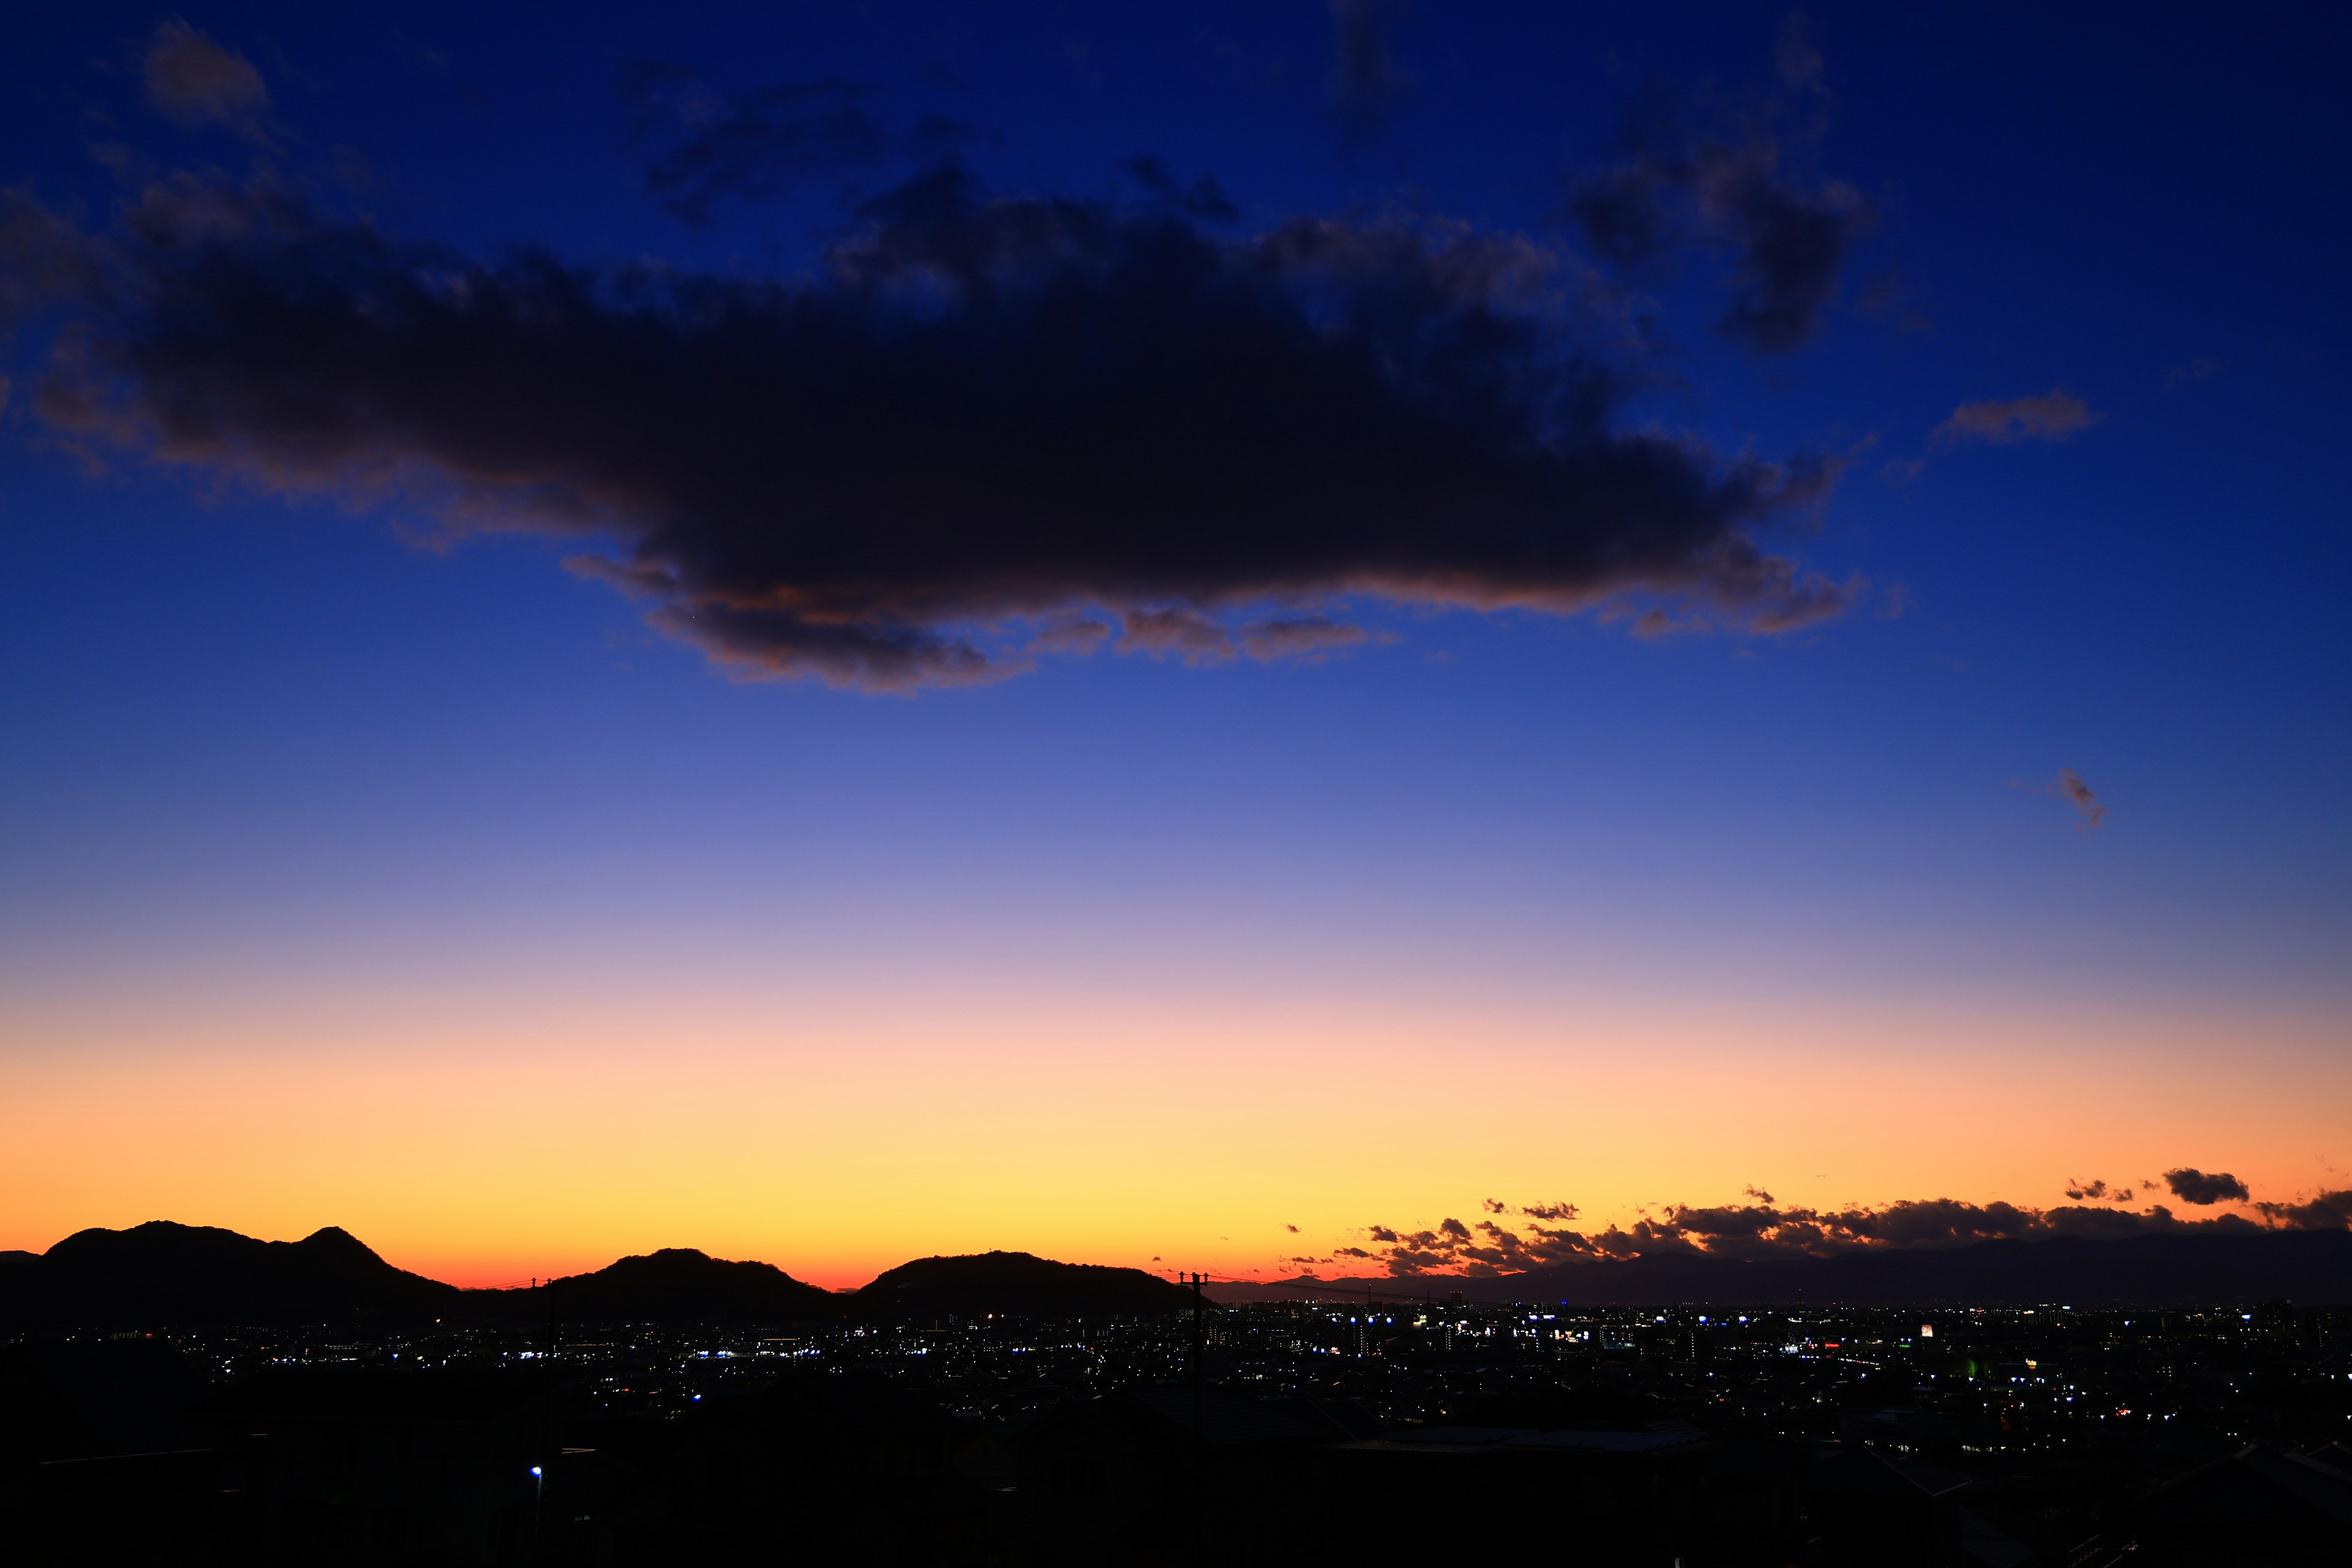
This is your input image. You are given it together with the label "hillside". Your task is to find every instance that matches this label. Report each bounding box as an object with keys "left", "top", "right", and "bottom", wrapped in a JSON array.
[
  {"left": 854, "top": 1251, "right": 1197, "bottom": 1320},
  {"left": 0, "top": 1221, "right": 462, "bottom": 1329},
  {"left": 469, "top": 1247, "right": 842, "bottom": 1324}
]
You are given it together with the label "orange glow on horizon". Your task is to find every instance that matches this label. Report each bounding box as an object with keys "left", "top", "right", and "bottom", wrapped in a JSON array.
[{"left": 6, "top": 974, "right": 2342, "bottom": 1291}]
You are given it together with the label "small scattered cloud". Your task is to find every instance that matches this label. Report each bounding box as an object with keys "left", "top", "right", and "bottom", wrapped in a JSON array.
[
  {"left": 1879, "top": 457, "right": 1925, "bottom": 486},
  {"left": 2064, "top": 1178, "right": 2133, "bottom": 1202},
  {"left": 2015, "top": 767, "right": 2106, "bottom": 829},
  {"left": 1934, "top": 389, "right": 2101, "bottom": 446},
  {"left": 1874, "top": 582, "right": 1910, "bottom": 619},
  {"left": 144, "top": 20, "right": 269, "bottom": 130},
  {"left": 1569, "top": 89, "right": 1875, "bottom": 355},
  {"left": 2164, "top": 1168, "right": 2250, "bottom": 1206},
  {"left": 1284, "top": 1223, "right": 1300, "bottom": 1233},
  {"left": 1743, "top": 1185, "right": 1776, "bottom": 1204}
]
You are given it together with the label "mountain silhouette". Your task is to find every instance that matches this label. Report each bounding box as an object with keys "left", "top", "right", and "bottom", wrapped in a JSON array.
[
  {"left": 0, "top": 1221, "right": 461, "bottom": 1329},
  {"left": 473, "top": 1248, "right": 842, "bottom": 1325},
  {"left": 1208, "top": 1229, "right": 2352, "bottom": 1308},
  {"left": 853, "top": 1251, "right": 1196, "bottom": 1320}
]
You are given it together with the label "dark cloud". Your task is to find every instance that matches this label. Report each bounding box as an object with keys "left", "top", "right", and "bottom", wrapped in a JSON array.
[
  {"left": 1284, "top": 1223, "right": 1300, "bottom": 1233},
  {"left": 1934, "top": 389, "right": 2101, "bottom": 445},
  {"left": 145, "top": 20, "right": 269, "bottom": 130},
  {"left": 1568, "top": 94, "right": 1874, "bottom": 355},
  {"left": 2064, "top": 1178, "right": 2132, "bottom": 1202},
  {"left": 1338, "top": 1185, "right": 2290, "bottom": 1276},
  {"left": 2165, "top": 1168, "right": 2251, "bottom": 1206},
  {"left": 7, "top": 162, "right": 1855, "bottom": 692},
  {"left": 1329, "top": 0, "right": 1405, "bottom": 149},
  {"left": 2255, "top": 1189, "right": 2352, "bottom": 1231},
  {"left": 1743, "top": 1185, "right": 1775, "bottom": 1204},
  {"left": 622, "top": 63, "right": 968, "bottom": 225},
  {"left": 2017, "top": 768, "right": 2106, "bottom": 829}
]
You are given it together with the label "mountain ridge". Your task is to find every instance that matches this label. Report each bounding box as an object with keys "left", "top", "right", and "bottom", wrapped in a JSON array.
[{"left": 8, "top": 1222, "right": 2349, "bottom": 1329}]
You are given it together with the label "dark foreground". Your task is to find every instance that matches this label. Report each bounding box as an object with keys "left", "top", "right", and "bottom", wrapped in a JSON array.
[{"left": 7, "top": 1299, "right": 2351, "bottom": 1566}]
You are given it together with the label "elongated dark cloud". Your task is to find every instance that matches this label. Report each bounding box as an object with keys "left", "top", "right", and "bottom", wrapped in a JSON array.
[
  {"left": 622, "top": 63, "right": 968, "bottom": 225},
  {"left": 2256, "top": 1189, "right": 2352, "bottom": 1231},
  {"left": 144, "top": 21, "right": 268, "bottom": 130},
  {"left": 1569, "top": 97, "right": 1873, "bottom": 354},
  {"left": 5, "top": 160, "right": 1855, "bottom": 691},
  {"left": 1347, "top": 1174, "right": 2296, "bottom": 1275},
  {"left": 2165, "top": 1167, "right": 2250, "bottom": 1205}
]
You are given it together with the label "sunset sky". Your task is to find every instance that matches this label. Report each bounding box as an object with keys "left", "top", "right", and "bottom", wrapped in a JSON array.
[{"left": 2, "top": 2, "right": 2346, "bottom": 1290}]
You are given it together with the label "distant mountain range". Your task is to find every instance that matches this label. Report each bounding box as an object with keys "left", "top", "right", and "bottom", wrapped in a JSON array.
[
  {"left": 8, "top": 1222, "right": 2348, "bottom": 1330},
  {"left": 0, "top": 1223, "right": 1194, "bottom": 1329},
  {"left": 1208, "top": 1230, "right": 2352, "bottom": 1308}
]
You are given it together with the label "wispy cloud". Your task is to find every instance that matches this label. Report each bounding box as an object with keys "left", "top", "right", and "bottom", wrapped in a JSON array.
[
  {"left": 620, "top": 62, "right": 968, "bottom": 225},
  {"left": 1934, "top": 388, "right": 2101, "bottom": 445},
  {"left": 143, "top": 20, "right": 270, "bottom": 131},
  {"left": 1568, "top": 86, "right": 1875, "bottom": 355},
  {"left": 2015, "top": 767, "right": 2106, "bottom": 829}
]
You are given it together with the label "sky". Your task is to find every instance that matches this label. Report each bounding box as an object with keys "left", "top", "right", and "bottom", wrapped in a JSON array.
[{"left": 0, "top": 2, "right": 2346, "bottom": 1289}]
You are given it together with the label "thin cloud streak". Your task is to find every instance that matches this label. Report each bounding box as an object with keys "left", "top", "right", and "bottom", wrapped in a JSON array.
[{"left": 1935, "top": 388, "right": 2102, "bottom": 445}]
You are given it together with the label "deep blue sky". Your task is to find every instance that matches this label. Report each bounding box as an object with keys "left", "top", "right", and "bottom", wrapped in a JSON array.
[{"left": 1, "top": 2, "right": 2346, "bottom": 1277}]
